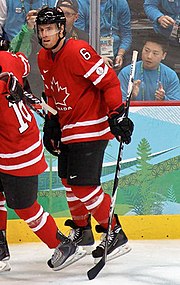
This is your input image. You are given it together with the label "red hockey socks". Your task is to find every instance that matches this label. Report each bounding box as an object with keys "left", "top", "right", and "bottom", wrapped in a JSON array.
[
  {"left": 15, "top": 201, "right": 60, "bottom": 248},
  {"left": 62, "top": 178, "right": 89, "bottom": 227},
  {"left": 70, "top": 184, "right": 116, "bottom": 230},
  {"left": 0, "top": 192, "right": 7, "bottom": 230}
]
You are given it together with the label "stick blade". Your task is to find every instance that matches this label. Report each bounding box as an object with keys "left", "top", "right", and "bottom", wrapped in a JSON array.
[{"left": 87, "top": 257, "right": 105, "bottom": 280}]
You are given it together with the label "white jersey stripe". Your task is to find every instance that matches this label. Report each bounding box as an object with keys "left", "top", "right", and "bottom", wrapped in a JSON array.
[
  {"left": 0, "top": 133, "right": 42, "bottom": 158},
  {"left": 84, "top": 58, "right": 104, "bottom": 78},
  {"left": 17, "top": 54, "right": 30, "bottom": 77},
  {"left": 61, "top": 127, "right": 110, "bottom": 143},
  {"left": 0, "top": 148, "right": 44, "bottom": 170},
  {"left": 93, "top": 64, "right": 109, "bottom": 85},
  {"left": 62, "top": 116, "right": 108, "bottom": 130}
]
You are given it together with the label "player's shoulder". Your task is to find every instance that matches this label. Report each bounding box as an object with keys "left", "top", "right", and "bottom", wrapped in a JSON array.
[
  {"left": 66, "top": 38, "right": 93, "bottom": 52},
  {"left": 38, "top": 47, "right": 46, "bottom": 56},
  {"left": 0, "top": 51, "right": 27, "bottom": 65},
  {"left": 0, "top": 50, "right": 13, "bottom": 59}
]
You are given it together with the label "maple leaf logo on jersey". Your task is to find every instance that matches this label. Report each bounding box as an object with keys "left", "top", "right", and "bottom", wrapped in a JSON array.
[{"left": 51, "top": 77, "right": 72, "bottom": 111}]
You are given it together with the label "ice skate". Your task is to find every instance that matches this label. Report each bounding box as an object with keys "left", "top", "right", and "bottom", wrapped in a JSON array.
[
  {"left": 47, "top": 231, "right": 86, "bottom": 271},
  {"left": 65, "top": 215, "right": 95, "bottom": 254},
  {"left": 0, "top": 261, "right": 11, "bottom": 272},
  {"left": 92, "top": 216, "right": 131, "bottom": 263},
  {"left": 0, "top": 230, "right": 11, "bottom": 272}
]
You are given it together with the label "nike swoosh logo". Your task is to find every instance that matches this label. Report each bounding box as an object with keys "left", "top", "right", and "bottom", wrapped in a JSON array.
[
  {"left": 43, "top": 70, "right": 48, "bottom": 73},
  {"left": 70, "top": 175, "right": 77, "bottom": 179}
]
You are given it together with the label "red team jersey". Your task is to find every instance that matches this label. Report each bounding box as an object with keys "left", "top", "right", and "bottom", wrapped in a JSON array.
[
  {"left": 0, "top": 51, "right": 47, "bottom": 176},
  {"left": 38, "top": 39, "right": 123, "bottom": 144}
]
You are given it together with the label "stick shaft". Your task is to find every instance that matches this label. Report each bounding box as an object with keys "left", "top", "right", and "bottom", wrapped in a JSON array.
[{"left": 87, "top": 50, "right": 138, "bottom": 280}]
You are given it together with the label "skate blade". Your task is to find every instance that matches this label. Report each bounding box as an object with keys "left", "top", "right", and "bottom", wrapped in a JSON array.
[
  {"left": 81, "top": 244, "right": 96, "bottom": 255},
  {"left": 52, "top": 247, "right": 86, "bottom": 271},
  {"left": 94, "top": 243, "right": 132, "bottom": 264},
  {"left": 0, "top": 261, "right": 11, "bottom": 272}
]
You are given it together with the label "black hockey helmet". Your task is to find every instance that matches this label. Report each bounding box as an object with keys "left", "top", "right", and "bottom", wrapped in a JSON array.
[
  {"left": 36, "top": 6, "right": 66, "bottom": 49},
  {"left": 36, "top": 6, "right": 66, "bottom": 30}
]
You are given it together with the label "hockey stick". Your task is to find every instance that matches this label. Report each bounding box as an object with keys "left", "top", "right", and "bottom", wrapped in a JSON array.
[
  {"left": 0, "top": 72, "right": 57, "bottom": 116},
  {"left": 23, "top": 91, "right": 57, "bottom": 116},
  {"left": 87, "top": 50, "right": 138, "bottom": 280},
  {"left": 25, "top": 100, "right": 46, "bottom": 119}
]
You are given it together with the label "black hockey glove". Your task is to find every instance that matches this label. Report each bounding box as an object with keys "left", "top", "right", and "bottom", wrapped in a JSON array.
[
  {"left": 6, "top": 74, "right": 24, "bottom": 103},
  {"left": 43, "top": 114, "right": 61, "bottom": 156},
  {"left": 0, "top": 72, "right": 23, "bottom": 103},
  {"left": 108, "top": 104, "right": 134, "bottom": 144}
]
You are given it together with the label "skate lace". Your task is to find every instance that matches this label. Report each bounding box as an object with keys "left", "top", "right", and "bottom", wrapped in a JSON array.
[
  {"left": 51, "top": 246, "right": 62, "bottom": 264},
  {"left": 98, "top": 231, "right": 115, "bottom": 250},
  {"left": 68, "top": 228, "right": 81, "bottom": 242}
]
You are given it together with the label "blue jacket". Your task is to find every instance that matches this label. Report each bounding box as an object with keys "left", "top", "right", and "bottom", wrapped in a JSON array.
[
  {"left": 75, "top": 0, "right": 132, "bottom": 56},
  {"left": 3, "top": 0, "right": 56, "bottom": 41},
  {"left": 118, "top": 61, "right": 180, "bottom": 101},
  {"left": 144, "top": 0, "right": 180, "bottom": 39}
]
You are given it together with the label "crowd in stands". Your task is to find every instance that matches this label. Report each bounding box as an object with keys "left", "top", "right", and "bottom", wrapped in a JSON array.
[{"left": 0, "top": 0, "right": 179, "bottom": 101}]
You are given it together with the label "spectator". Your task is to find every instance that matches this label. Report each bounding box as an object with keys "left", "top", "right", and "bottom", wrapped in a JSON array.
[
  {"left": 144, "top": 0, "right": 180, "bottom": 77},
  {"left": 118, "top": 34, "right": 180, "bottom": 101},
  {"left": 75, "top": 0, "right": 132, "bottom": 70},
  {"left": 144, "top": 0, "right": 180, "bottom": 42},
  {"left": 56, "top": 0, "right": 89, "bottom": 41},
  {"left": 10, "top": 9, "right": 44, "bottom": 96},
  {"left": 0, "top": 0, "right": 56, "bottom": 41}
]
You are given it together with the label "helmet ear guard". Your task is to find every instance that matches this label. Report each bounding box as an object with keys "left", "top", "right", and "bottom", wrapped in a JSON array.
[{"left": 36, "top": 6, "right": 66, "bottom": 49}]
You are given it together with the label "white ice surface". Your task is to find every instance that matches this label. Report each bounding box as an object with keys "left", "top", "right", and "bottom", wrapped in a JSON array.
[{"left": 0, "top": 240, "right": 180, "bottom": 285}]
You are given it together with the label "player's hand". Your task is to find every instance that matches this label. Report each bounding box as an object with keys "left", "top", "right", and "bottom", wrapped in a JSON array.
[
  {"left": 108, "top": 104, "right": 134, "bottom": 144},
  {"left": 0, "top": 72, "right": 24, "bottom": 103},
  {"left": 43, "top": 114, "right": 61, "bottom": 156}
]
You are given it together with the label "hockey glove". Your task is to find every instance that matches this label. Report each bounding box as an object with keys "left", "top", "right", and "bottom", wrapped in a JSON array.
[
  {"left": 6, "top": 74, "right": 24, "bottom": 103},
  {"left": 108, "top": 104, "right": 134, "bottom": 144},
  {"left": 43, "top": 114, "right": 61, "bottom": 156}
]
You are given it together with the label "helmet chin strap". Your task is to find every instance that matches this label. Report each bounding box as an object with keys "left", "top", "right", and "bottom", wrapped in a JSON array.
[
  {"left": 39, "top": 28, "right": 65, "bottom": 50},
  {"left": 42, "top": 35, "right": 65, "bottom": 50},
  {"left": 50, "top": 34, "right": 65, "bottom": 50}
]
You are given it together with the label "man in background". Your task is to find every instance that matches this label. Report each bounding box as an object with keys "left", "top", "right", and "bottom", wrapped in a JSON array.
[{"left": 119, "top": 34, "right": 180, "bottom": 101}]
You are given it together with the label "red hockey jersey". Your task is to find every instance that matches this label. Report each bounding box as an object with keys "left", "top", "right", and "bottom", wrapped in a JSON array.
[
  {"left": 0, "top": 51, "right": 47, "bottom": 176},
  {"left": 38, "top": 39, "right": 123, "bottom": 144}
]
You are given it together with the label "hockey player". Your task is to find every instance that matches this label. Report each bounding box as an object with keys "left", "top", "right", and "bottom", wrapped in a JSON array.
[
  {"left": 36, "top": 6, "right": 134, "bottom": 265},
  {"left": 0, "top": 49, "right": 86, "bottom": 272}
]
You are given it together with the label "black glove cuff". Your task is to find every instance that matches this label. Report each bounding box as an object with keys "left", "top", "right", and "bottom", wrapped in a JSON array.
[
  {"left": 109, "top": 103, "right": 125, "bottom": 119},
  {"left": 43, "top": 114, "right": 60, "bottom": 131}
]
